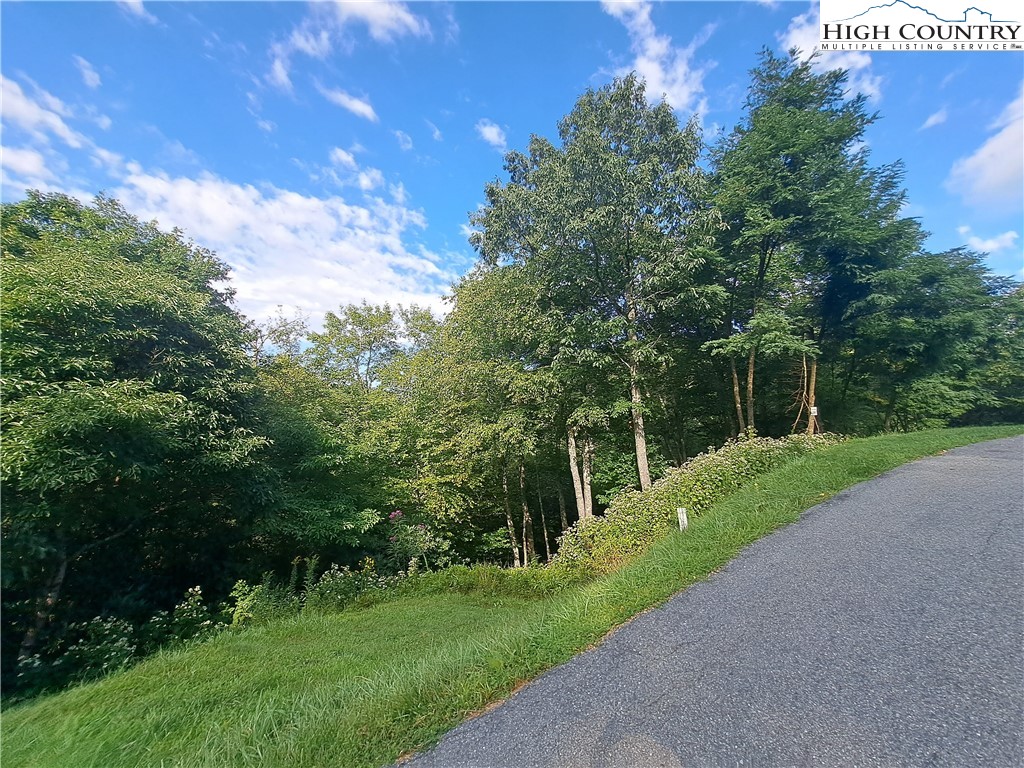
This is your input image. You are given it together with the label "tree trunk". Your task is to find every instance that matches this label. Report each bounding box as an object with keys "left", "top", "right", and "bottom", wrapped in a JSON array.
[
  {"left": 625, "top": 290, "right": 652, "bottom": 491},
  {"left": 18, "top": 542, "right": 68, "bottom": 663},
  {"left": 557, "top": 485, "right": 569, "bottom": 531},
  {"left": 792, "top": 354, "right": 808, "bottom": 434},
  {"left": 535, "top": 479, "right": 551, "bottom": 563},
  {"left": 805, "top": 357, "right": 819, "bottom": 435},
  {"left": 883, "top": 390, "right": 899, "bottom": 432},
  {"left": 628, "top": 362, "right": 652, "bottom": 490},
  {"left": 745, "top": 346, "right": 757, "bottom": 434},
  {"left": 730, "top": 358, "right": 746, "bottom": 436},
  {"left": 519, "top": 461, "right": 534, "bottom": 564},
  {"left": 567, "top": 427, "right": 587, "bottom": 521},
  {"left": 581, "top": 437, "right": 595, "bottom": 519},
  {"left": 502, "top": 468, "right": 521, "bottom": 568}
]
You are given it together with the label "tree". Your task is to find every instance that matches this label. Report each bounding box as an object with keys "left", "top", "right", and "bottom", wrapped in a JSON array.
[
  {"left": 471, "top": 74, "right": 722, "bottom": 491},
  {"left": 852, "top": 249, "right": 1012, "bottom": 430},
  {"left": 712, "top": 50, "right": 920, "bottom": 434},
  {"left": 1, "top": 193, "right": 272, "bottom": 672}
]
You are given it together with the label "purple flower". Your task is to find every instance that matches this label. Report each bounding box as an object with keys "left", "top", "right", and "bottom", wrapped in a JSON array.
[{"left": 389, "top": 510, "right": 403, "bottom": 521}]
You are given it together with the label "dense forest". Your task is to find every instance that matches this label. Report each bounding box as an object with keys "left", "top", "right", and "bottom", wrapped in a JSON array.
[{"left": 3, "top": 51, "right": 1022, "bottom": 698}]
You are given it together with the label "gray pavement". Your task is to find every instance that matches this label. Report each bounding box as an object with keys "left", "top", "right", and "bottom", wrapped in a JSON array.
[{"left": 404, "top": 436, "right": 1024, "bottom": 768}]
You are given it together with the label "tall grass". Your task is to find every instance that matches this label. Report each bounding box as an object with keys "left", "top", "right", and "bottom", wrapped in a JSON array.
[{"left": 3, "top": 426, "right": 1019, "bottom": 768}]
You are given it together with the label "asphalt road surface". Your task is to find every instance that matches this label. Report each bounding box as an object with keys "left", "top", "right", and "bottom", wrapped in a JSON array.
[{"left": 404, "top": 437, "right": 1024, "bottom": 768}]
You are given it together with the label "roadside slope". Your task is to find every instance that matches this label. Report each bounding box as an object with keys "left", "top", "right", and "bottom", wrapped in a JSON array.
[{"left": 406, "top": 436, "right": 1024, "bottom": 767}]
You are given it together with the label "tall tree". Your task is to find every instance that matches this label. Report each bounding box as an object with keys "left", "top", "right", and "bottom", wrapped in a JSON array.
[
  {"left": 712, "top": 50, "right": 920, "bottom": 434},
  {"left": 472, "top": 74, "right": 722, "bottom": 491}
]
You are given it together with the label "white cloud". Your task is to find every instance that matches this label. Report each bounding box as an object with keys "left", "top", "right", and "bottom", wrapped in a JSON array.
[
  {"left": 317, "top": 84, "right": 378, "bottom": 122},
  {"left": 357, "top": 168, "right": 385, "bottom": 191},
  {"left": 266, "top": 2, "right": 429, "bottom": 93},
  {"left": 73, "top": 55, "right": 102, "bottom": 89},
  {"left": 113, "top": 167, "right": 451, "bottom": 323},
  {"left": 257, "top": 119, "right": 276, "bottom": 133},
  {"left": 329, "top": 147, "right": 358, "bottom": 170},
  {"left": 0, "top": 75, "right": 87, "bottom": 149},
  {"left": 393, "top": 130, "right": 414, "bottom": 151},
  {"left": 946, "top": 83, "right": 1023, "bottom": 212},
  {"left": 780, "top": 2, "right": 883, "bottom": 103},
  {"left": 919, "top": 107, "right": 947, "bottom": 131},
  {"left": 332, "top": 1, "right": 431, "bottom": 42},
  {"left": 601, "top": 0, "right": 714, "bottom": 114},
  {"left": 268, "top": 55, "right": 292, "bottom": 91},
  {"left": 957, "top": 225, "right": 1019, "bottom": 254},
  {"left": 426, "top": 119, "right": 443, "bottom": 141},
  {"left": 117, "top": 0, "right": 158, "bottom": 24},
  {"left": 1, "top": 146, "right": 55, "bottom": 182},
  {"left": 475, "top": 118, "right": 506, "bottom": 151}
]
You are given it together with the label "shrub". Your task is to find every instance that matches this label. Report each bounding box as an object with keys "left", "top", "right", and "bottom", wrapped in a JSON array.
[
  {"left": 303, "top": 558, "right": 404, "bottom": 615},
  {"left": 552, "top": 433, "right": 844, "bottom": 575},
  {"left": 227, "top": 579, "right": 300, "bottom": 628}
]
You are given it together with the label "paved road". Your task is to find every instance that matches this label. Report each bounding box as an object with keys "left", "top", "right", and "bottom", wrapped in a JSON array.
[{"left": 405, "top": 437, "right": 1024, "bottom": 768}]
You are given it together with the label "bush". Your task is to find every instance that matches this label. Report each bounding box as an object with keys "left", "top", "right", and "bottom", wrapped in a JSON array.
[
  {"left": 304, "top": 558, "right": 404, "bottom": 615},
  {"left": 552, "top": 433, "right": 844, "bottom": 575},
  {"left": 227, "top": 579, "right": 300, "bottom": 628}
]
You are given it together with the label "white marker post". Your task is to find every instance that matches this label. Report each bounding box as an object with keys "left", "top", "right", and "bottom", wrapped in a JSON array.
[{"left": 677, "top": 507, "right": 689, "bottom": 531}]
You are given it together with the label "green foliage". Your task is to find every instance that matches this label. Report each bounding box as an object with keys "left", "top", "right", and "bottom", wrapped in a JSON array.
[
  {"left": 304, "top": 560, "right": 405, "bottom": 615},
  {"left": 1, "top": 192, "right": 272, "bottom": 696},
  {"left": 404, "top": 563, "right": 588, "bottom": 601},
  {"left": 553, "top": 433, "right": 844, "bottom": 574},
  {"left": 4, "top": 428, "right": 1017, "bottom": 768}
]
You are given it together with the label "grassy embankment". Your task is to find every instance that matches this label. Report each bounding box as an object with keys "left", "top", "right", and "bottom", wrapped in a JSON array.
[{"left": 4, "top": 426, "right": 1020, "bottom": 768}]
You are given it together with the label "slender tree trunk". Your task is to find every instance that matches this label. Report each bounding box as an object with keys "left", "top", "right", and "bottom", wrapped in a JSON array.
[
  {"left": 628, "top": 361, "right": 652, "bottom": 490},
  {"left": 18, "top": 542, "right": 68, "bottom": 663},
  {"left": 840, "top": 347, "right": 858, "bottom": 407},
  {"left": 805, "top": 357, "right": 819, "bottom": 435},
  {"left": 745, "top": 346, "right": 757, "bottom": 434},
  {"left": 730, "top": 358, "right": 746, "bottom": 436},
  {"left": 519, "top": 461, "right": 535, "bottom": 564},
  {"left": 557, "top": 485, "right": 569, "bottom": 531},
  {"left": 581, "top": 437, "right": 594, "bottom": 519},
  {"left": 792, "top": 354, "right": 808, "bottom": 434},
  {"left": 502, "top": 468, "right": 521, "bottom": 568},
  {"left": 535, "top": 479, "right": 551, "bottom": 563},
  {"left": 625, "top": 290, "right": 652, "bottom": 491},
  {"left": 883, "top": 390, "right": 899, "bottom": 432},
  {"left": 567, "top": 427, "right": 587, "bottom": 521}
]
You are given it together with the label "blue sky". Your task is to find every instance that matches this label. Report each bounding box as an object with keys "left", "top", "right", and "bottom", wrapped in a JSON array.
[{"left": 2, "top": 1, "right": 1021, "bottom": 325}]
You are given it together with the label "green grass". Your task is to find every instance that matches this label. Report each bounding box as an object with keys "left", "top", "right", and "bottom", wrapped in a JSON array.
[{"left": 4, "top": 426, "right": 1020, "bottom": 768}]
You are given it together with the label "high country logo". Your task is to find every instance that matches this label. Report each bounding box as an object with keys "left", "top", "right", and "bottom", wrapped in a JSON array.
[{"left": 819, "top": 0, "right": 1022, "bottom": 51}]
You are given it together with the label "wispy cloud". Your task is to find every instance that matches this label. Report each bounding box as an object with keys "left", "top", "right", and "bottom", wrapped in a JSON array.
[
  {"left": 426, "top": 119, "right": 443, "bottom": 141},
  {"left": 1, "top": 74, "right": 87, "bottom": 149},
  {"left": 266, "top": 2, "right": 430, "bottom": 93},
  {"left": 316, "top": 84, "right": 379, "bottom": 122},
  {"left": 601, "top": 0, "right": 714, "bottom": 115},
  {"left": 393, "top": 130, "right": 414, "bottom": 151},
  {"left": 329, "top": 147, "right": 358, "bottom": 170},
  {"left": 957, "top": 225, "right": 1019, "bottom": 254},
  {"left": 73, "top": 55, "right": 102, "bottom": 89},
  {"left": 475, "top": 118, "right": 506, "bottom": 152},
  {"left": 919, "top": 107, "right": 947, "bottom": 131},
  {"left": 117, "top": 0, "right": 158, "bottom": 25},
  {"left": 946, "top": 82, "right": 1023, "bottom": 213}
]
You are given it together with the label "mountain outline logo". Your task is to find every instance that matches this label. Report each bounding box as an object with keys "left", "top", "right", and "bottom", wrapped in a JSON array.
[{"left": 827, "top": 1, "right": 1018, "bottom": 24}]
